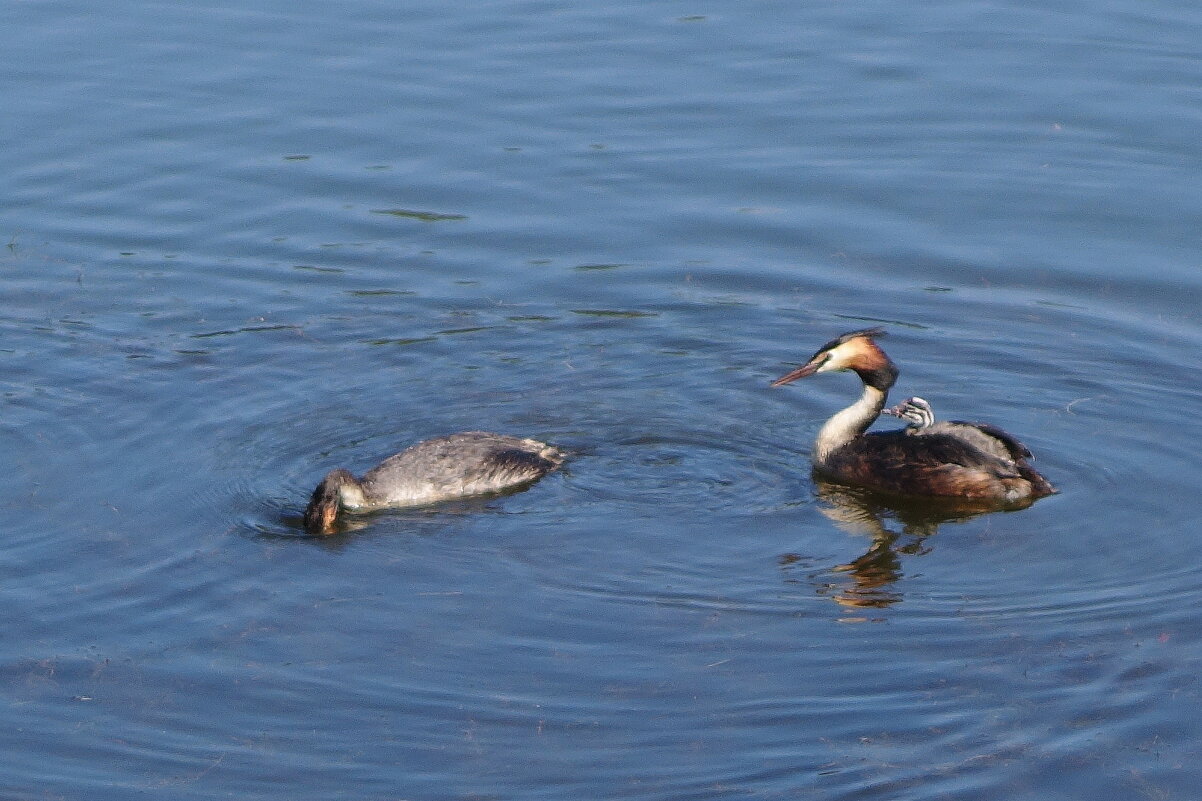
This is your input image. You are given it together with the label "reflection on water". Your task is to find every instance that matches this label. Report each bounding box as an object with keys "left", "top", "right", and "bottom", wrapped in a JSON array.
[{"left": 786, "top": 480, "right": 1039, "bottom": 610}]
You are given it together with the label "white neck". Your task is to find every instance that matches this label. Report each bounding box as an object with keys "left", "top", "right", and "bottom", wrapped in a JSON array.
[{"left": 813, "top": 383, "right": 887, "bottom": 465}]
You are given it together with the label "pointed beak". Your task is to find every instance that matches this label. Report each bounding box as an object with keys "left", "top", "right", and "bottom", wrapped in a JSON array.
[{"left": 770, "top": 360, "right": 821, "bottom": 387}]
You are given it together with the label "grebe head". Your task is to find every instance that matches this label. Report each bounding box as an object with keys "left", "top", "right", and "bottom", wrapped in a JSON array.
[
  {"left": 303, "top": 468, "right": 356, "bottom": 535},
  {"left": 883, "top": 396, "right": 935, "bottom": 428},
  {"left": 771, "top": 327, "right": 898, "bottom": 391}
]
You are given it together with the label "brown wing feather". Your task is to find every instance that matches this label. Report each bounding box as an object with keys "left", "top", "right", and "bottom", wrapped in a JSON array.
[
  {"left": 484, "top": 448, "right": 561, "bottom": 482},
  {"left": 821, "top": 430, "right": 1026, "bottom": 499}
]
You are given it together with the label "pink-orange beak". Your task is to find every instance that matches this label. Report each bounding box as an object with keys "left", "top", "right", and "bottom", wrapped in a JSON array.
[{"left": 770, "top": 360, "right": 821, "bottom": 387}]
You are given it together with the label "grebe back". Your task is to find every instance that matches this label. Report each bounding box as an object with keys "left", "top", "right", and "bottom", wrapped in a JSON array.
[
  {"left": 883, "top": 395, "right": 1038, "bottom": 465},
  {"left": 770, "top": 328, "right": 1055, "bottom": 503},
  {"left": 304, "top": 431, "right": 563, "bottom": 534}
]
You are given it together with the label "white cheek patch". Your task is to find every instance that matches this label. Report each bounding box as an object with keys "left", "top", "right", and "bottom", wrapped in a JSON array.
[
  {"left": 818, "top": 339, "right": 874, "bottom": 373},
  {"left": 817, "top": 352, "right": 848, "bottom": 372}
]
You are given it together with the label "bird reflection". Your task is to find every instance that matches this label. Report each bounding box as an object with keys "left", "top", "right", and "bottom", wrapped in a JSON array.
[{"left": 782, "top": 478, "right": 1015, "bottom": 610}]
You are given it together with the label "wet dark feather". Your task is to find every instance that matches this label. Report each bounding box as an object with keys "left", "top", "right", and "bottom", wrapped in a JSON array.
[
  {"left": 485, "top": 448, "right": 561, "bottom": 480},
  {"left": 820, "top": 430, "right": 1031, "bottom": 498}
]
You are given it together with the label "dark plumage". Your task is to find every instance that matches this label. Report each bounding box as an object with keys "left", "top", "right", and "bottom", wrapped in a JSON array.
[{"left": 818, "top": 429, "right": 1050, "bottom": 500}]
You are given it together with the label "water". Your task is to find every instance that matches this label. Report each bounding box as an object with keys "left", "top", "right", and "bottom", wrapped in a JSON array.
[{"left": 4, "top": 1, "right": 1202, "bottom": 798}]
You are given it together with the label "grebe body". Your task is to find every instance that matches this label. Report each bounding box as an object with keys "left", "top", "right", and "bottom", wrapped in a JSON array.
[
  {"left": 771, "top": 328, "right": 1054, "bottom": 503},
  {"left": 304, "top": 431, "right": 563, "bottom": 534}
]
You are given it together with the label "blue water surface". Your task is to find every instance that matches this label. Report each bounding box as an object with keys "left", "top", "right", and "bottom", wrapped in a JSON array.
[{"left": 3, "top": 1, "right": 1202, "bottom": 798}]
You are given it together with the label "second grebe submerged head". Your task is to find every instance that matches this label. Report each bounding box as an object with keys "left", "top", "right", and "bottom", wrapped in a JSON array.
[{"left": 303, "top": 468, "right": 357, "bottom": 535}]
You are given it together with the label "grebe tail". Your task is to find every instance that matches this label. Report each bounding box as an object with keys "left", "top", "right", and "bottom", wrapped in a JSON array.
[
  {"left": 303, "top": 431, "right": 563, "bottom": 535},
  {"left": 771, "top": 328, "right": 1055, "bottom": 503}
]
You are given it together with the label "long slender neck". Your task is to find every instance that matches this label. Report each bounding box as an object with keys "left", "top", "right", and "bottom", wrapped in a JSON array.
[{"left": 813, "top": 382, "right": 888, "bottom": 465}]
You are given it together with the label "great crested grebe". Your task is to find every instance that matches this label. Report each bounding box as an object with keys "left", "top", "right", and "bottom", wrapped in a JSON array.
[
  {"left": 770, "top": 328, "right": 1055, "bottom": 503},
  {"left": 303, "top": 431, "right": 564, "bottom": 534}
]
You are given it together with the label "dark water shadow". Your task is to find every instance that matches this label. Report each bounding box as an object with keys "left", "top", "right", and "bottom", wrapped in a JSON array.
[{"left": 783, "top": 479, "right": 1040, "bottom": 611}]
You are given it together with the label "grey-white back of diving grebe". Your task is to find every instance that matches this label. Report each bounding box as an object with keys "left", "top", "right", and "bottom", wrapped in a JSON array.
[{"left": 304, "top": 431, "right": 564, "bottom": 534}]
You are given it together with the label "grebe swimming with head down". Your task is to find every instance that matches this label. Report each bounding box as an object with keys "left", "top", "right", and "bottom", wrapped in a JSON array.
[
  {"left": 770, "top": 328, "right": 1054, "bottom": 503},
  {"left": 303, "top": 431, "right": 563, "bottom": 535}
]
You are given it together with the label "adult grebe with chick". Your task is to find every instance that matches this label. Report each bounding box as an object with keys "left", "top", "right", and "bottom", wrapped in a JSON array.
[{"left": 770, "top": 328, "right": 1054, "bottom": 504}]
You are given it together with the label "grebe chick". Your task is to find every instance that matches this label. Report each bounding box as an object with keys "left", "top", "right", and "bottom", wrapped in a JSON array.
[
  {"left": 883, "top": 396, "right": 1037, "bottom": 465},
  {"left": 303, "top": 431, "right": 564, "bottom": 535},
  {"left": 770, "top": 328, "right": 1055, "bottom": 503},
  {"left": 883, "top": 395, "right": 936, "bottom": 430}
]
